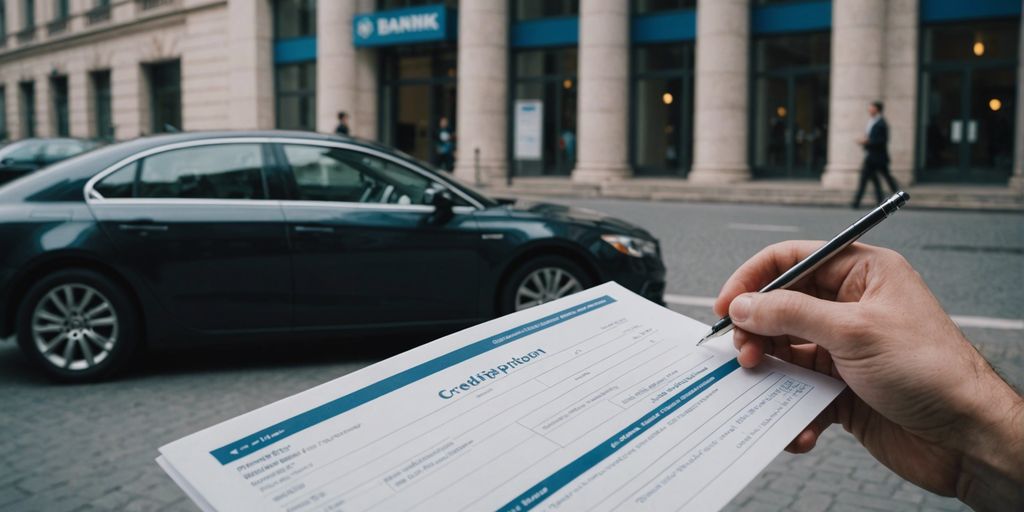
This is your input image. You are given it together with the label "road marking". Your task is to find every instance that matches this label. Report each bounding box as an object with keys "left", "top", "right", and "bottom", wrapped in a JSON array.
[
  {"left": 664, "top": 294, "right": 1024, "bottom": 331},
  {"left": 727, "top": 223, "right": 801, "bottom": 233}
]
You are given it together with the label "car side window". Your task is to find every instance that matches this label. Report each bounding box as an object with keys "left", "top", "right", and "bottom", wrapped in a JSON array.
[
  {"left": 283, "top": 144, "right": 437, "bottom": 205},
  {"left": 93, "top": 161, "right": 138, "bottom": 198},
  {"left": 137, "top": 144, "right": 266, "bottom": 199}
]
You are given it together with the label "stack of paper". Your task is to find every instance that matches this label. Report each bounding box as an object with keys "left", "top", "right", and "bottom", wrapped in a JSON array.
[{"left": 157, "top": 282, "right": 844, "bottom": 511}]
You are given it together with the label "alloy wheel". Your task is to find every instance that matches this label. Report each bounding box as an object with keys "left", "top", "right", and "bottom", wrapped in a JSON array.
[
  {"left": 31, "top": 283, "right": 119, "bottom": 371},
  {"left": 514, "top": 267, "right": 583, "bottom": 311}
]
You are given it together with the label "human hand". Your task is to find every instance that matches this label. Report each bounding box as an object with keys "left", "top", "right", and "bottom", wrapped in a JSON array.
[{"left": 713, "top": 241, "right": 1023, "bottom": 511}]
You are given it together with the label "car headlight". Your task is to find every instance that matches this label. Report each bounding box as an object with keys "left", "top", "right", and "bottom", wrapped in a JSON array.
[{"left": 601, "top": 234, "right": 658, "bottom": 258}]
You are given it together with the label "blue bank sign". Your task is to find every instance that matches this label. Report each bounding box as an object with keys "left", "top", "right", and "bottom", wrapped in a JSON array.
[{"left": 353, "top": 5, "right": 456, "bottom": 47}]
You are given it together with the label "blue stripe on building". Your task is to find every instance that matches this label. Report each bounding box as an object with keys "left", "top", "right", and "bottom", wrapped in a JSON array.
[
  {"left": 632, "top": 10, "right": 697, "bottom": 44},
  {"left": 511, "top": 17, "right": 579, "bottom": 48},
  {"left": 752, "top": 1, "right": 832, "bottom": 35}
]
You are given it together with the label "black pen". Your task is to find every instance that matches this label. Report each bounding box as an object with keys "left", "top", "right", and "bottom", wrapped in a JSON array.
[{"left": 696, "top": 190, "right": 911, "bottom": 346}]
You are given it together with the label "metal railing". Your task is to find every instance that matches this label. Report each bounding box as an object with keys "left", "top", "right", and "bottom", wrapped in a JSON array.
[{"left": 86, "top": 5, "right": 113, "bottom": 25}]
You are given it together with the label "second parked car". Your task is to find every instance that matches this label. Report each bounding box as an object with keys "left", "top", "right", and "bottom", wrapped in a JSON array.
[{"left": 0, "top": 138, "right": 99, "bottom": 186}]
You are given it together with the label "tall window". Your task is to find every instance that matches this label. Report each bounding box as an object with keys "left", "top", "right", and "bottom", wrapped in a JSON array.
[
  {"left": 275, "top": 62, "right": 316, "bottom": 131},
  {"left": 511, "top": 48, "right": 578, "bottom": 177},
  {"left": 273, "top": 0, "right": 316, "bottom": 39},
  {"left": 752, "top": 33, "right": 830, "bottom": 178},
  {"left": 22, "top": 0, "right": 34, "bottom": 28},
  {"left": 0, "top": 2, "right": 7, "bottom": 45},
  {"left": 632, "top": 44, "right": 694, "bottom": 176},
  {"left": 918, "top": 19, "right": 1019, "bottom": 183},
  {"left": 91, "top": 70, "right": 113, "bottom": 140},
  {"left": 54, "top": 0, "right": 69, "bottom": 19},
  {"left": 0, "top": 86, "right": 7, "bottom": 140},
  {"left": 514, "top": 0, "right": 578, "bottom": 20},
  {"left": 19, "top": 81, "right": 36, "bottom": 137},
  {"left": 146, "top": 60, "right": 182, "bottom": 133},
  {"left": 50, "top": 75, "right": 69, "bottom": 136}
]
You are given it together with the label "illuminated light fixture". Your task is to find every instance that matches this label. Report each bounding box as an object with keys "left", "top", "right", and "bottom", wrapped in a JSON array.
[
  {"left": 662, "top": 92, "right": 674, "bottom": 105},
  {"left": 776, "top": 106, "right": 787, "bottom": 117},
  {"left": 989, "top": 98, "right": 1002, "bottom": 111},
  {"left": 973, "top": 41, "right": 985, "bottom": 56},
  {"left": 562, "top": 79, "right": 573, "bottom": 89}
]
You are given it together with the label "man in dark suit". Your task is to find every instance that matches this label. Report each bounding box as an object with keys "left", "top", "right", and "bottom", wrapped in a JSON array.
[{"left": 852, "top": 101, "right": 900, "bottom": 208}]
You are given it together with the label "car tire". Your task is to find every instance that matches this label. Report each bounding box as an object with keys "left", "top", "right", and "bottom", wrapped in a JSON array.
[
  {"left": 499, "top": 255, "right": 594, "bottom": 314},
  {"left": 16, "top": 269, "right": 141, "bottom": 383}
]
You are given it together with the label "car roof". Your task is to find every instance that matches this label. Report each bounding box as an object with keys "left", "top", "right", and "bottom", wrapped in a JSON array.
[{"left": 0, "top": 131, "right": 409, "bottom": 202}]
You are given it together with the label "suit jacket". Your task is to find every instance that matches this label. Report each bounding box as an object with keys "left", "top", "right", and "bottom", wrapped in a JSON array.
[{"left": 864, "top": 117, "right": 890, "bottom": 166}]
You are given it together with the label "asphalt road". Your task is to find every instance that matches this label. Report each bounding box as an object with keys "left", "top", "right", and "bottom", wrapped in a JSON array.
[{"left": 0, "top": 199, "right": 1020, "bottom": 512}]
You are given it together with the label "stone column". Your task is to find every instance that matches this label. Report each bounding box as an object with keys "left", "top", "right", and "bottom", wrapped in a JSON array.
[
  {"left": 570, "top": 0, "right": 630, "bottom": 183},
  {"left": 4, "top": 82, "right": 21, "bottom": 140},
  {"left": 1011, "top": 13, "right": 1024, "bottom": 193},
  {"left": 822, "top": 0, "right": 886, "bottom": 189},
  {"left": 317, "top": 0, "right": 377, "bottom": 137},
  {"left": 68, "top": 68, "right": 92, "bottom": 138},
  {"left": 881, "top": 0, "right": 917, "bottom": 187},
  {"left": 35, "top": 74, "right": 53, "bottom": 138},
  {"left": 227, "top": 0, "right": 274, "bottom": 129},
  {"left": 454, "top": 0, "right": 508, "bottom": 185},
  {"left": 689, "top": 0, "right": 750, "bottom": 184},
  {"left": 111, "top": 63, "right": 144, "bottom": 138}
]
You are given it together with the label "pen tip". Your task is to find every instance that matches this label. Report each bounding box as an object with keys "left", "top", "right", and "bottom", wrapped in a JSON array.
[{"left": 695, "top": 332, "right": 711, "bottom": 346}]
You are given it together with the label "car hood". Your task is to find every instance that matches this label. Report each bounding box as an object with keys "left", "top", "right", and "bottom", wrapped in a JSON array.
[{"left": 504, "top": 201, "right": 655, "bottom": 239}]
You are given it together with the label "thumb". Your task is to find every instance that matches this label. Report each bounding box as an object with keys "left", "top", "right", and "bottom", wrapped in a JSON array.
[{"left": 728, "top": 290, "right": 860, "bottom": 350}]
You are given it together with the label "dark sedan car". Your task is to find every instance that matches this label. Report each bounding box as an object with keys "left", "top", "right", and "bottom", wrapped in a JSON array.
[
  {"left": 0, "top": 131, "right": 665, "bottom": 382},
  {"left": 0, "top": 138, "right": 100, "bottom": 186}
]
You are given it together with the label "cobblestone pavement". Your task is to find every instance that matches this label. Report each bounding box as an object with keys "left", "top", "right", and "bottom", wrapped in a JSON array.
[{"left": 1, "top": 200, "right": 1021, "bottom": 512}]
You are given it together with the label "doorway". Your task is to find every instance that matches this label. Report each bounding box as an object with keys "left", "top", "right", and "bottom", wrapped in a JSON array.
[
  {"left": 146, "top": 60, "right": 181, "bottom": 134},
  {"left": 918, "top": 20, "right": 1019, "bottom": 183},
  {"left": 752, "top": 33, "right": 831, "bottom": 179},
  {"left": 380, "top": 46, "right": 457, "bottom": 168}
]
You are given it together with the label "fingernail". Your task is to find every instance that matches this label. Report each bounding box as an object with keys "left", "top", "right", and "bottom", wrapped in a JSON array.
[{"left": 731, "top": 295, "right": 752, "bottom": 322}]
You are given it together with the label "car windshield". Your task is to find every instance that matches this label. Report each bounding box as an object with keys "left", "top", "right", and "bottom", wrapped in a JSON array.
[{"left": 0, "top": 141, "right": 42, "bottom": 161}]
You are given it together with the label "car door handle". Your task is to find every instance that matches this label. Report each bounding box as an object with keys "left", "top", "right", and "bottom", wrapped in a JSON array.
[
  {"left": 118, "top": 223, "right": 169, "bottom": 232},
  {"left": 294, "top": 225, "right": 334, "bottom": 234}
]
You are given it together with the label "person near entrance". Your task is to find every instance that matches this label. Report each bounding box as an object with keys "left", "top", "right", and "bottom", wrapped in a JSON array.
[
  {"left": 436, "top": 116, "right": 454, "bottom": 172},
  {"left": 852, "top": 101, "right": 900, "bottom": 208},
  {"left": 335, "top": 112, "right": 350, "bottom": 137}
]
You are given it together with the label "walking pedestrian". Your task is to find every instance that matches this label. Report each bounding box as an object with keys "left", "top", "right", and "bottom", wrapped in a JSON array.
[
  {"left": 435, "top": 116, "right": 454, "bottom": 172},
  {"left": 334, "top": 112, "right": 350, "bottom": 137},
  {"left": 851, "top": 101, "right": 899, "bottom": 208}
]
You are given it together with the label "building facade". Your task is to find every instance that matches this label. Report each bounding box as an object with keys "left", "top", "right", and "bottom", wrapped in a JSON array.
[{"left": 1, "top": 0, "right": 1021, "bottom": 192}]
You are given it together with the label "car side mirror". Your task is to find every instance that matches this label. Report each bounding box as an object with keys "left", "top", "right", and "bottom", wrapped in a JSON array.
[{"left": 424, "top": 187, "right": 455, "bottom": 225}]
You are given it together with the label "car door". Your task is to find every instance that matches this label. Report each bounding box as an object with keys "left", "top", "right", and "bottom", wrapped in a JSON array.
[
  {"left": 275, "top": 142, "right": 482, "bottom": 330},
  {"left": 86, "top": 141, "right": 292, "bottom": 333}
]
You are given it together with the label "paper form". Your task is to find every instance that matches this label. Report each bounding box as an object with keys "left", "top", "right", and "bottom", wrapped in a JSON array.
[{"left": 157, "top": 282, "right": 845, "bottom": 511}]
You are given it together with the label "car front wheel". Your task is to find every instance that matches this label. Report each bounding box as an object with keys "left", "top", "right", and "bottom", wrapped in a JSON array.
[
  {"left": 16, "top": 269, "right": 140, "bottom": 382},
  {"left": 500, "top": 255, "right": 593, "bottom": 314}
]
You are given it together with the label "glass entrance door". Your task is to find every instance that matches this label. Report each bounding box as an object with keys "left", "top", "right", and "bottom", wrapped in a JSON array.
[
  {"left": 919, "top": 67, "right": 1017, "bottom": 182},
  {"left": 381, "top": 46, "right": 457, "bottom": 168},
  {"left": 753, "top": 71, "right": 829, "bottom": 178},
  {"left": 918, "top": 20, "right": 1019, "bottom": 183},
  {"left": 752, "top": 32, "right": 831, "bottom": 179}
]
